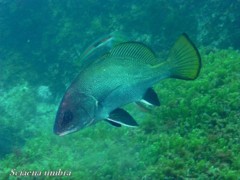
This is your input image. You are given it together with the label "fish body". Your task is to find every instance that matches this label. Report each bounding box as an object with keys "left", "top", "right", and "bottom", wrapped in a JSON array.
[{"left": 54, "top": 33, "right": 201, "bottom": 136}]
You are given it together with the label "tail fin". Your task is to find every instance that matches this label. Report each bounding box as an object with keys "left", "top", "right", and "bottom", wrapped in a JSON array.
[{"left": 167, "top": 33, "right": 201, "bottom": 80}]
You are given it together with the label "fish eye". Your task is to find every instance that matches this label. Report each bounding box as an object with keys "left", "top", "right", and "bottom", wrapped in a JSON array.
[{"left": 62, "top": 110, "right": 74, "bottom": 126}]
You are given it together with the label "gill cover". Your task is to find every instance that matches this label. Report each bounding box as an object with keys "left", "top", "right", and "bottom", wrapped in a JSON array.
[{"left": 54, "top": 89, "right": 98, "bottom": 136}]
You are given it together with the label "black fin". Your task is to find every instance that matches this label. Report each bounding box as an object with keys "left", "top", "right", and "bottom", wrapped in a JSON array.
[
  {"left": 105, "top": 119, "right": 122, "bottom": 127},
  {"left": 142, "top": 88, "right": 160, "bottom": 106},
  {"left": 108, "top": 108, "right": 138, "bottom": 127}
]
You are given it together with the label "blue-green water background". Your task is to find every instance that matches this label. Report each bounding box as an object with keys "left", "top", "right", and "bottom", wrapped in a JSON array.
[{"left": 0, "top": 0, "right": 240, "bottom": 179}]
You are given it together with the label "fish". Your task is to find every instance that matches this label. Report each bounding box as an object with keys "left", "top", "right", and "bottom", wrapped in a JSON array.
[
  {"left": 54, "top": 33, "right": 201, "bottom": 136},
  {"left": 78, "top": 31, "right": 128, "bottom": 69}
]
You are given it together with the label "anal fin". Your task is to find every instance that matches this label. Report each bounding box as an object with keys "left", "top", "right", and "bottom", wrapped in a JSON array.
[
  {"left": 142, "top": 88, "right": 160, "bottom": 106},
  {"left": 106, "top": 108, "right": 138, "bottom": 127}
]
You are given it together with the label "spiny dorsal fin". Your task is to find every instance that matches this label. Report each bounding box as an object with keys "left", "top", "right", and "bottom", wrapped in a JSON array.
[{"left": 109, "top": 42, "right": 158, "bottom": 65}]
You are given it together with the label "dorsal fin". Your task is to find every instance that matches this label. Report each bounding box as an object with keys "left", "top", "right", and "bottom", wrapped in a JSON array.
[{"left": 109, "top": 42, "right": 158, "bottom": 65}]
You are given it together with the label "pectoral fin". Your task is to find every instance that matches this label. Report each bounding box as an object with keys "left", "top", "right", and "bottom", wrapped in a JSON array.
[
  {"left": 106, "top": 108, "right": 138, "bottom": 127},
  {"left": 141, "top": 88, "right": 160, "bottom": 106}
]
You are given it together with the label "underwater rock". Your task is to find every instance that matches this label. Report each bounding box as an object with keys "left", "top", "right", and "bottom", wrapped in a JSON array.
[{"left": 37, "top": 85, "right": 52, "bottom": 102}]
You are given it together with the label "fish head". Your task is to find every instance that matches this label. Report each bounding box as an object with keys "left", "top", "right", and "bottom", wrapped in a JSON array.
[{"left": 54, "top": 88, "right": 97, "bottom": 136}]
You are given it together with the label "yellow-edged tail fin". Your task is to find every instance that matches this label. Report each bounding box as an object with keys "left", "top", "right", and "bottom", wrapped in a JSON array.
[{"left": 168, "top": 33, "right": 201, "bottom": 80}]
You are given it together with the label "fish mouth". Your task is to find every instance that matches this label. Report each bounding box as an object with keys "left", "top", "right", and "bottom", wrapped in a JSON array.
[
  {"left": 54, "top": 127, "right": 78, "bottom": 136},
  {"left": 85, "top": 118, "right": 95, "bottom": 127}
]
